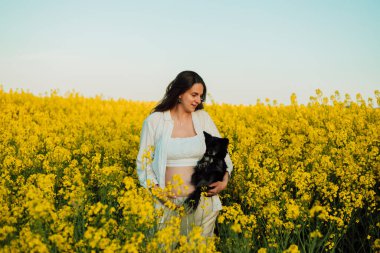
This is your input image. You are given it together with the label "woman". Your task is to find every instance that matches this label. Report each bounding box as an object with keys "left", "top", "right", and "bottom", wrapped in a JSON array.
[{"left": 136, "top": 70, "right": 233, "bottom": 237}]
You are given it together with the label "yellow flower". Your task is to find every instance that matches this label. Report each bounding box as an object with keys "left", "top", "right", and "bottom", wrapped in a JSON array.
[
  {"left": 231, "top": 223, "right": 242, "bottom": 233},
  {"left": 310, "top": 230, "right": 323, "bottom": 239},
  {"left": 285, "top": 201, "right": 300, "bottom": 220},
  {"left": 258, "top": 248, "right": 267, "bottom": 253},
  {"left": 373, "top": 239, "right": 380, "bottom": 250},
  {"left": 283, "top": 244, "right": 300, "bottom": 253},
  {"left": 1, "top": 89, "right": 378, "bottom": 252}
]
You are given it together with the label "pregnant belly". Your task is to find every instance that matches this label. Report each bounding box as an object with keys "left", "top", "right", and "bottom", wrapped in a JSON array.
[{"left": 165, "top": 166, "right": 195, "bottom": 197}]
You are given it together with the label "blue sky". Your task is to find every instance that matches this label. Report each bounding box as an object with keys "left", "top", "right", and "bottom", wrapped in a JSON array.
[{"left": 0, "top": 0, "right": 379, "bottom": 105}]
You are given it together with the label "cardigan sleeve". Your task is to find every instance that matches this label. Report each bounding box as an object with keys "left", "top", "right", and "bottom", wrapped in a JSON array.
[
  {"left": 136, "top": 116, "right": 159, "bottom": 188},
  {"left": 203, "top": 111, "right": 234, "bottom": 176}
]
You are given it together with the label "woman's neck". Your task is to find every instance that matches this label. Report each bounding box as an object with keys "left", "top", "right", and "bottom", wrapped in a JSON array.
[{"left": 170, "top": 106, "right": 192, "bottom": 121}]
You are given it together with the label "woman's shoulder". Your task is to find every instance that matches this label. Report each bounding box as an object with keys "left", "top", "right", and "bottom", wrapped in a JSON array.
[
  {"left": 146, "top": 111, "right": 163, "bottom": 120},
  {"left": 194, "top": 109, "right": 211, "bottom": 119},
  {"left": 144, "top": 111, "right": 165, "bottom": 125},
  {"left": 193, "top": 109, "right": 214, "bottom": 129}
]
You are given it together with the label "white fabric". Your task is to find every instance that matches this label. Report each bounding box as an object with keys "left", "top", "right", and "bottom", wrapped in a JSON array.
[
  {"left": 166, "top": 134, "right": 206, "bottom": 167},
  {"left": 136, "top": 109, "right": 234, "bottom": 212}
]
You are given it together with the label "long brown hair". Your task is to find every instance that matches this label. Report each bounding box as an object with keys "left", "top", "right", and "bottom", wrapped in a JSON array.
[{"left": 152, "top": 71, "right": 207, "bottom": 113}]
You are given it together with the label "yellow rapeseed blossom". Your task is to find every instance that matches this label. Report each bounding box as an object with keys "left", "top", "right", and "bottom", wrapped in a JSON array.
[
  {"left": 0, "top": 88, "right": 378, "bottom": 252},
  {"left": 373, "top": 239, "right": 380, "bottom": 250},
  {"left": 283, "top": 244, "right": 300, "bottom": 253},
  {"left": 310, "top": 229, "right": 323, "bottom": 239},
  {"left": 285, "top": 200, "right": 300, "bottom": 220}
]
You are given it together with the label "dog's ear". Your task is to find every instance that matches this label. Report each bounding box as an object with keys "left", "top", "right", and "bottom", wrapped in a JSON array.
[
  {"left": 222, "top": 138, "right": 229, "bottom": 147},
  {"left": 203, "top": 131, "right": 212, "bottom": 140}
]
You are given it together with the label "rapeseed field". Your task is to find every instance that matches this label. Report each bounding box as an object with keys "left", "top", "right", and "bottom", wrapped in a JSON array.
[{"left": 0, "top": 87, "right": 379, "bottom": 252}]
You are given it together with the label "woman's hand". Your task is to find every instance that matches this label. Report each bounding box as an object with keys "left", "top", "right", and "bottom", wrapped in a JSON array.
[{"left": 207, "top": 172, "right": 229, "bottom": 197}]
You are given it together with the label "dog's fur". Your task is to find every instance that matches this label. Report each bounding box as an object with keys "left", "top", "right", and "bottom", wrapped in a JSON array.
[{"left": 184, "top": 131, "right": 229, "bottom": 212}]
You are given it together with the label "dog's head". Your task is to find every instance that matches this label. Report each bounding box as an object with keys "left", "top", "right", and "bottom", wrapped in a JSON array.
[{"left": 203, "top": 131, "right": 229, "bottom": 159}]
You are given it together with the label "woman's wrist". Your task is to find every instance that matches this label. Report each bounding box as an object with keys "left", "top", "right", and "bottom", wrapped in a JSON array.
[{"left": 223, "top": 172, "right": 229, "bottom": 183}]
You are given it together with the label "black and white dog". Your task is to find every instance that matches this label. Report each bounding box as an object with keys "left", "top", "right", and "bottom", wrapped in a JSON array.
[{"left": 184, "top": 131, "right": 229, "bottom": 212}]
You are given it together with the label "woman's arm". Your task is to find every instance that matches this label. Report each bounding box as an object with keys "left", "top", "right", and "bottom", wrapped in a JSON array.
[
  {"left": 203, "top": 111, "right": 234, "bottom": 196},
  {"left": 136, "top": 117, "right": 158, "bottom": 188}
]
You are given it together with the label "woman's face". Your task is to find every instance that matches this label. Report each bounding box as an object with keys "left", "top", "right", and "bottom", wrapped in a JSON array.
[{"left": 179, "top": 83, "right": 204, "bottom": 112}]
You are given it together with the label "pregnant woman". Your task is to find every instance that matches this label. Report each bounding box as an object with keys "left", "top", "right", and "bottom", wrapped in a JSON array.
[{"left": 136, "top": 70, "right": 233, "bottom": 237}]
